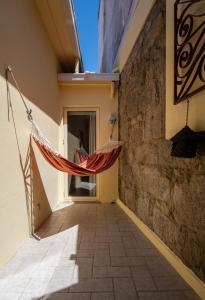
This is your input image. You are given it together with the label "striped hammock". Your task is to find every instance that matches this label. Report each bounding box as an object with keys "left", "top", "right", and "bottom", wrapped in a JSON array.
[{"left": 32, "top": 122, "right": 122, "bottom": 176}]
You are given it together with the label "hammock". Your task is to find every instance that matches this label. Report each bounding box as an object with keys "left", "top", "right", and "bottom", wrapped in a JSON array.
[
  {"left": 6, "top": 66, "right": 122, "bottom": 177},
  {"left": 6, "top": 66, "right": 122, "bottom": 242},
  {"left": 75, "top": 149, "right": 89, "bottom": 164},
  {"left": 32, "top": 122, "right": 122, "bottom": 176}
]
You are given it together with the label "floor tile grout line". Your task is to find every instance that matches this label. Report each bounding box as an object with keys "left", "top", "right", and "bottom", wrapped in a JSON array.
[
  {"left": 129, "top": 265, "right": 141, "bottom": 299},
  {"left": 1, "top": 203, "right": 200, "bottom": 299},
  {"left": 142, "top": 258, "right": 160, "bottom": 291},
  {"left": 112, "top": 277, "right": 116, "bottom": 300}
]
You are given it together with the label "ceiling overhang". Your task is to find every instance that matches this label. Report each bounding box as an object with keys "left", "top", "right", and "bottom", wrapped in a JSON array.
[
  {"left": 58, "top": 73, "right": 120, "bottom": 99},
  {"left": 36, "top": 0, "right": 83, "bottom": 72},
  {"left": 58, "top": 73, "right": 119, "bottom": 85}
]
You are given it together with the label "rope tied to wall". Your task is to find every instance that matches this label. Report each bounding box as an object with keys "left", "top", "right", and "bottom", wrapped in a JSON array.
[{"left": 6, "top": 66, "right": 33, "bottom": 122}]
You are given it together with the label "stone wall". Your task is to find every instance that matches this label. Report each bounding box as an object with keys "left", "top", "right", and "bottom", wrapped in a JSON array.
[{"left": 119, "top": 0, "right": 205, "bottom": 281}]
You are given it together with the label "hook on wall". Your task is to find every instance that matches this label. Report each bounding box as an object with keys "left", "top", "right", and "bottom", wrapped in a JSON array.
[
  {"left": 108, "top": 113, "right": 118, "bottom": 140},
  {"left": 5, "top": 66, "right": 33, "bottom": 122}
]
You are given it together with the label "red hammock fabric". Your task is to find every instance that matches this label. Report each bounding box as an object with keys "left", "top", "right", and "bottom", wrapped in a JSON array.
[
  {"left": 75, "top": 149, "right": 89, "bottom": 164},
  {"left": 33, "top": 137, "right": 122, "bottom": 176}
]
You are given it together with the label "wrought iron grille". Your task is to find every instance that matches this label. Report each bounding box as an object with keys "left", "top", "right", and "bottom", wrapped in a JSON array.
[{"left": 174, "top": 0, "right": 205, "bottom": 104}]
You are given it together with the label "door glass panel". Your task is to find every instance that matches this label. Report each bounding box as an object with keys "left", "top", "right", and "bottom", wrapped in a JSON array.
[{"left": 67, "top": 111, "right": 96, "bottom": 197}]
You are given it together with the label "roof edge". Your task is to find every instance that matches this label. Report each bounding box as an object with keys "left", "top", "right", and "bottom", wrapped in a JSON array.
[{"left": 58, "top": 72, "right": 119, "bottom": 84}]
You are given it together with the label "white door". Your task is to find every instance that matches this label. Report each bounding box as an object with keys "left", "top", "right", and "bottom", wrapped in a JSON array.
[{"left": 64, "top": 108, "right": 99, "bottom": 201}]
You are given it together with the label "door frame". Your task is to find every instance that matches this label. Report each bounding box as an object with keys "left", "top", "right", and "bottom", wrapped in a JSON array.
[{"left": 63, "top": 107, "right": 100, "bottom": 202}]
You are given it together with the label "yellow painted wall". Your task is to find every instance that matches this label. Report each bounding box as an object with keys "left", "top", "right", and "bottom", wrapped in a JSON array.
[
  {"left": 0, "top": 0, "right": 60, "bottom": 267},
  {"left": 59, "top": 84, "right": 119, "bottom": 203},
  {"left": 114, "top": 0, "right": 205, "bottom": 138},
  {"left": 166, "top": 0, "right": 205, "bottom": 139}
]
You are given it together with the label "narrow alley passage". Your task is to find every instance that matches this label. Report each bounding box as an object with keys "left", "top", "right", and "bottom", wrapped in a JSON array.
[{"left": 0, "top": 203, "right": 200, "bottom": 300}]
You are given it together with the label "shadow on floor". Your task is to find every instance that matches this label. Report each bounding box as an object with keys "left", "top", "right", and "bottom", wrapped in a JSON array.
[
  {"left": 0, "top": 203, "right": 201, "bottom": 300},
  {"left": 29, "top": 203, "right": 200, "bottom": 300}
]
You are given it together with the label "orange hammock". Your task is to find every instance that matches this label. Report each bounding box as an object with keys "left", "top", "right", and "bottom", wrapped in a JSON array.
[
  {"left": 33, "top": 137, "right": 122, "bottom": 176},
  {"left": 31, "top": 121, "right": 122, "bottom": 176},
  {"left": 5, "top": 67, "right": 122, "bottom": 177}
]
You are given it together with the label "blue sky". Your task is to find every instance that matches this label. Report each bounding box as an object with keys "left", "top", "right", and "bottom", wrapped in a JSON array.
[{"left": 73, "top": 0, "right": 100, "bottom": 72}]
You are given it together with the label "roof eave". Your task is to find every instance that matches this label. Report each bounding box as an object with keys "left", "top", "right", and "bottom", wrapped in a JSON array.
[
  {"left": 36, "top": 0, "right": 83, "bottom": 72},
  {"left": 58, "top": 72, "right": 120, "bottom": 85}
]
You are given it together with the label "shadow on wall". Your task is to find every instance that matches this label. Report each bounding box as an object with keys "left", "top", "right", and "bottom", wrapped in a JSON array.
[
  {"left": 0, "top": 66, "right": 60, "bottom": 126},
  {"left": 30, "top": 145, "right": 52, "bottom": 231},
  {"left": 0, "top": 0, "right": 61, "bottom": 125},
  {"left": 7, "top": 82, "right": 52, "bottom": 233}
]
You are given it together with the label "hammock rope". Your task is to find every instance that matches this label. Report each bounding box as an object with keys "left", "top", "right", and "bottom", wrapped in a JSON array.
[
  {"left": 6, "top": 67, "right": 122, "bottom": 176},
  {"left": 6, "top": 66, "right": 33, "bottom": 122}
]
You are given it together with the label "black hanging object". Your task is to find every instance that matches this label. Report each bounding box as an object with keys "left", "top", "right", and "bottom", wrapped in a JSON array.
[
  {"left": 170, "top": 98, "right": 201, "bottom": 158},
  {"left": 196, "top": 131, "right": 205, "bottom": 154},
  {"left": 196, "top": 131, "right": 205, "bottom": 141},
  {"left": 171, "top": 125, "right": 200, "bottom": 158}
]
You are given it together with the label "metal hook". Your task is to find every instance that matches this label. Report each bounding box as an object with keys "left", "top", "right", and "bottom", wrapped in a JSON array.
[{"left": 27, "top": 109, "right": 33, "bottom": 121}]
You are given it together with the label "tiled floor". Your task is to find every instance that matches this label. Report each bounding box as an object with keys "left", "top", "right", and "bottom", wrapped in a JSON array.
[{"left": 0, "top": 203, "right": 201, "bottom": 300}]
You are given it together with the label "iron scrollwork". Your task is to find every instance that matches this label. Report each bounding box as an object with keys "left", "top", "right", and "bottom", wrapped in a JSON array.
[{"left": 174, "top": 0, "right": 205, "bottom": 104}]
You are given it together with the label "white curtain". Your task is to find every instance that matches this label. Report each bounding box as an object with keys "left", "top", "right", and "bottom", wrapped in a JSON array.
[
  {"left": 67, "top": 132, "right": 80, "bottom": 194},
  {"left": 89, "top": 114, "right": 96, "bottom": 196}
]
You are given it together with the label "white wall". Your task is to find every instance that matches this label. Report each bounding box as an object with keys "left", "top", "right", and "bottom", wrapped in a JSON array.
[{"left": 98, "top": 0, "right": 139, "bottom": 72}]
